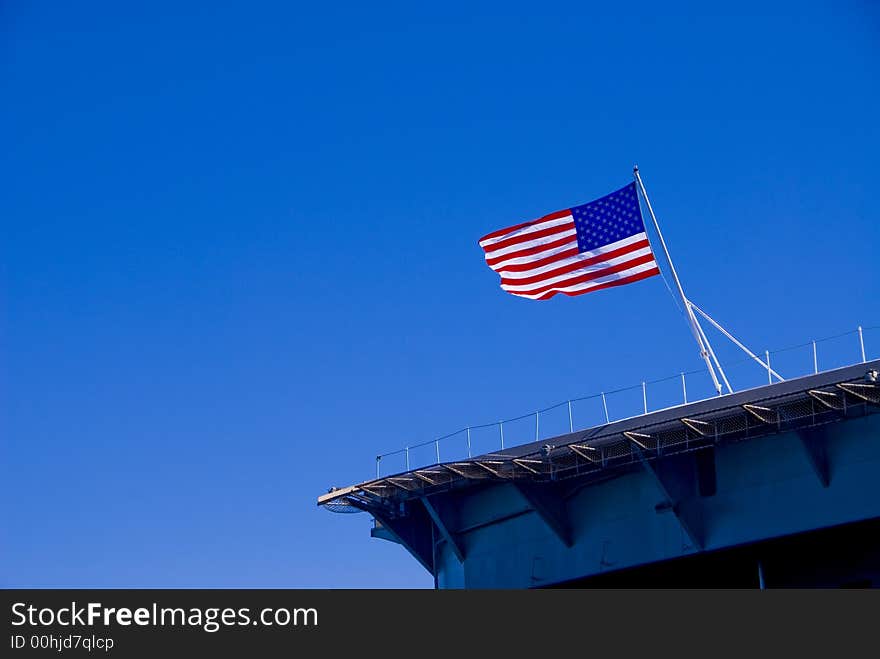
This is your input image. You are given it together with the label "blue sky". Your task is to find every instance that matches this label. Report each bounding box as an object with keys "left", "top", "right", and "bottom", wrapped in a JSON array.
[{"left": 1, "top": 1, "right": 878, "bottom": 588}]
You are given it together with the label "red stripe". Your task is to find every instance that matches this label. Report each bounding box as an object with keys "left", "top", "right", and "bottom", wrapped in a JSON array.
[
  {"left": 504, "top": 253, "right": 658, "bottom": 297},
  {"left": 529, "top": 267, "right": 661, "bottom": 301},
  {"left": 481, "top": 219, "right": 574, "bottom": 254},
  {"left": 485, "top": 235, "right": 577, "bottom": 268},
  {"left": 478, "top": 209, "right": 571, "bottom": 244},
  {"left": 491, "top": 245, "right": 580, "bottom": 272},
  {"left": 497, "top": 239, "right": 652, "bottom": 281}
]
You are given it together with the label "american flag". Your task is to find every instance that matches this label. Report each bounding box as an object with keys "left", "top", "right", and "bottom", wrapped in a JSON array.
[{"left": 478, "top": 182, "right": 660, "bottom": 300}]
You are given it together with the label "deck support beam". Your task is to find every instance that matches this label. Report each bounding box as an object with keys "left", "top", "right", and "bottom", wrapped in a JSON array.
[
  {"left": 796, "top": 426, "right": 831, "bottom": 487},
  {"left": 514, "top": 483, "right": 573, "bottom": 547},
  {"left": 358, "top": 501, "right": 435, "bottom": 575},
  {"left": 637, "top": 450, "right": 705, "bottom": 551},
  {"left": 421, "top": 496, "right": 466, "bottom": 563}
]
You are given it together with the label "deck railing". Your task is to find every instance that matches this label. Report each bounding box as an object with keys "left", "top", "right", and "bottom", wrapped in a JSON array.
[{"left": 374, "top": 324, "right": 878, "bottom": 478}]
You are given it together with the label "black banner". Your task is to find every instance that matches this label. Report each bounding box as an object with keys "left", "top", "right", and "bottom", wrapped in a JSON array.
[{"left": 2, "top": 589, "right": 877, "bottom": 657}]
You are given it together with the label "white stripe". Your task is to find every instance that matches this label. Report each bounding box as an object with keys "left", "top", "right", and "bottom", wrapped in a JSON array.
[
  {"left": 478, "top": 216, "right": 573, "bottom": 249},
  {"left": 492, "top": 233, "right": 650, "bottom": 277},
  {"left": 483, "top": 227, "right": 576, "bottom": 261},
  {"left": 498, "top": 246, "right": 654, "bottom": 282},
  {"left": 510, "top": 261, "right": 659, "bottom": 300},
  {"left": 501, "top": 246, "right": 656, "bottom": 294},
  {"left": 487, "top": 238, "right": 578, "bottom": 271}
]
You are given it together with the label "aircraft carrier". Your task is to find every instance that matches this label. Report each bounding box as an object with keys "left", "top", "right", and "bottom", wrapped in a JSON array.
[{"left": 319, "top": 359, "right": 880, "bottom": 587}]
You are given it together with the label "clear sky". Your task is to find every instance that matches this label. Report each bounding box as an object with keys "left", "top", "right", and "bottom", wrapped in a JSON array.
[{"left": 2, "top": 1, "right": 878, "bottom": 588}]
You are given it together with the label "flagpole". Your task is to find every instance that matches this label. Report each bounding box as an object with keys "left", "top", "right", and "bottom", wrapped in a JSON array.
[{"left": 632, "top": 165, "right": 723, "bottom": 395}]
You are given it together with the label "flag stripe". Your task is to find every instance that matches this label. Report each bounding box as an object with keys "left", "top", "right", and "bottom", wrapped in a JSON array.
[
  {"left": 527, "top": 265, "right": 661, "bottom": 301},
  {"left": 481, "top": 219, "right": 574, "bottom": 253},
  {"left": 486, "top": 230, "right": 648, "bottom": 271},
  {"left": 484, "top": 234, "right": 577, "bottom": 268},
  {"left": 491, "top": 244, "right": 581, "bottom": 272},
  {"left": 478, "top": 209, "right": 572, "bottom": 246},
  {"left": 500, "top": 247, "right": 654, "bottom": 288},
  {"left": 501, "top": 252, "right": 658, "bottom": 295},
  {"left": 482, "top": 228, "right": 578, "bottom": 262},
  {"left": 497, "top": 239, "right": 652, "bottom": 282}
]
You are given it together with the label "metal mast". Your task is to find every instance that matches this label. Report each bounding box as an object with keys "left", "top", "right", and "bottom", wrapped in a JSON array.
[{"left": 633, "top": 165, "right": 724, "bottom": 395}]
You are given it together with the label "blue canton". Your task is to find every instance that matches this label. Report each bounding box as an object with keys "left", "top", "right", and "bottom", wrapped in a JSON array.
[{"left": 571, "top": 182, "right": 645, "bottom": 253}]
